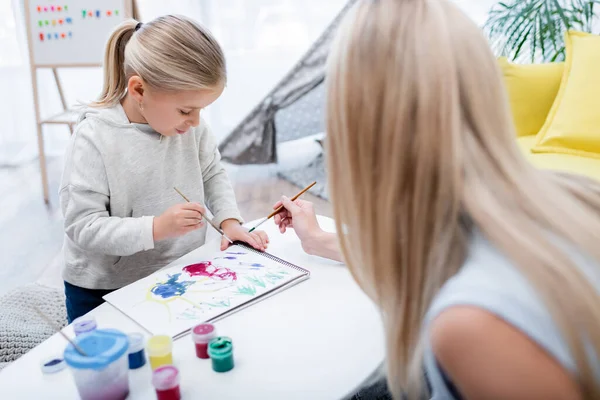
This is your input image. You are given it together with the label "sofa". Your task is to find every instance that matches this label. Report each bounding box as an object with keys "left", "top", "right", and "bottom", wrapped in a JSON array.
[{"left": 501, "top": 30, "right": 600, "bottom": 182}]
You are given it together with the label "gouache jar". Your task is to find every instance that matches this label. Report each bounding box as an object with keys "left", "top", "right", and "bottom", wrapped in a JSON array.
[
  {"left": 152, "top": 365, "right": 181, "bottom": 400},
  {"left": 127, "top": 333, "right": 146, "bottom": 369},
  {"left": 147, "top": 335, "right": 173, "bottom": 370},
  {"left": 63, "top": 329, "right": 130, "bottom": 400},
  {"left": 72, "top": 316, "right": 97, "bottom": 336},
  {"left": 191, "top": 323, "right": 217, "bottom": 359},
  {"left": 207, "top": 336, "right": 234, "bottom": 373}
]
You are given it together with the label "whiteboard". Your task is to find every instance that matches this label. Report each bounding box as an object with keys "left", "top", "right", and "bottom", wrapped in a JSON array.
[{"left": 26, "top": 0, "right": 133, "bottom": 66}]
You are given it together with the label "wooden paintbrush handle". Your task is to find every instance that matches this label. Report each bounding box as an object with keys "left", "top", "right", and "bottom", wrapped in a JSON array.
[{"left": 266, "top": 181, "right": 317, "bottom": 219}]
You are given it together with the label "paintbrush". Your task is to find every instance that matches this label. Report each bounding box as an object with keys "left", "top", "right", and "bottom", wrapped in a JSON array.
[
  {"left": 248, "top": 181, "right": 317, "bottom": 233},
  {"left": 33, "top": 306, "right": 88, "bottom": 356},
  {"left": 173, "top": 187, "right": 234, "bottom": 244}
]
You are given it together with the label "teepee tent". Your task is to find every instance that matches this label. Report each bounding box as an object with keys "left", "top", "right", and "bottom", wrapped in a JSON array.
[{"left": 218, "top": 0, "right": 358, "bottom": 165}]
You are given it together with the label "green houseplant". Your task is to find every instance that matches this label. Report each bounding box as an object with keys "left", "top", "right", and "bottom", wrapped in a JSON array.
[{"left": 485, "top": 0, "right": 599, "bottom": 62}]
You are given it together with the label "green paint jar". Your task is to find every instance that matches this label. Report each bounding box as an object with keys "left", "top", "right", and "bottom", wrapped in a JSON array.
[{"left": 207, "top": 337, "right": 234, "bottom": 373}]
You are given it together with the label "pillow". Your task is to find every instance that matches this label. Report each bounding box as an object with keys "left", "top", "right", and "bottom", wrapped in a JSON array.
[
  {"left": 498, "top": 57, "right": 564, "bottom": 137},
  {"left": 533, "top": 31, "right": 600, "bottom": 158}
]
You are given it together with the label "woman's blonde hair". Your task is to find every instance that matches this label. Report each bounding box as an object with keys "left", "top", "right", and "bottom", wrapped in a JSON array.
[
  {"left": 92, "top": 15, "right": 225, "bottom": 107},
  {"left": 326, "top": 0, "right": 600, "bottom": 398}
]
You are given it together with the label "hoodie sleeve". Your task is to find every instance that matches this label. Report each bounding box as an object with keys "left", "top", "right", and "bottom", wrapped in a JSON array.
[
  {"left": 198, "top": 121, "right": 244, "bottom": 228},
  {"left": 59, "top": 122, "right": 155, "bottom": 256}
]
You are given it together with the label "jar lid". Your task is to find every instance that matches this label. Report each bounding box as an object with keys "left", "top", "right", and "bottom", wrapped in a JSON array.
[
  {"left": 147, "top": 335, "right": 172, "bottom": 356},
  {"left": 152, "top": 365, "right": 180, "bottom": 391},
  {"left": 72, "top": 316, "right": 97, "bottom": 334},
  {"left": 127, "top": 333, "right": 145, "bottom": 354},
  {"left": 191, "top": 323, "right": 216, "bottom": 343},
  {"left": 63, "top": 329, "right": 129, "bottom": 370},
  {"left": 208, "top": 336, "right": 233, "bottom": 357},
  {"left": 40, "top": 356, "right": 66, "bottom": 374}
]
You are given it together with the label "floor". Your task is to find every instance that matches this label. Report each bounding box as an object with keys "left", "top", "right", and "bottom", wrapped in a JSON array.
[{"left": 0, "top": 138, "right": 332, "bottom": 297}]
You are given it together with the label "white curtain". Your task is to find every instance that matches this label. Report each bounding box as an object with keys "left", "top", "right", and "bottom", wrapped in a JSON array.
[
  {"left": 0, "top": 0, "right": 347, "bottom": 167},
  {"left": 0, "top": 0, "right": 500, "bottom": 167}
]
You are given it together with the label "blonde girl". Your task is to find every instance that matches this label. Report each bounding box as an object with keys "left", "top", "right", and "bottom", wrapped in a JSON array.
[
  {"left": 274, "top": 0, "right": 600, "bottom": 398},
  {"left": 60, "top": 16, "right": 268, "bottom": 323}
]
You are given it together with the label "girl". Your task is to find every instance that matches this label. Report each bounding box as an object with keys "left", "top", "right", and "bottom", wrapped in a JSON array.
[
  {"left": 60, "top": 15, "right": 268, "bottom": 323},
  {"left": 274, "top": 0, "right": 600, "bottom": 398}
]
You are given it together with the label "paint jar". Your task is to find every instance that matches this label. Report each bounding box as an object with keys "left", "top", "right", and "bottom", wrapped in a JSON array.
[
  {"left": 127, "top": 333, "right": 146, "bottom": 369},
  {"left": 152, "top": 365, "right": 181, "bottom": 400},
  {"left": 63, "top": 329, "right": 129, "bottom": 400},
  {"left": 72, "top": 316, "right": 97, "bottom": 336},
  {"left": 191, "top": 323, "right": 217, "bottom": 359},
  {"left": 147, "top": 335, "right": 173, "bottom": 370},
  {"left": 208, "top": 336, "right": 234, "bottom": 373}
]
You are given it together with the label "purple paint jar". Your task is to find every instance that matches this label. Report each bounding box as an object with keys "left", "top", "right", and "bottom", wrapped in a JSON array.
[{"left": 73, "top": 316, "right": 97, "bottom": 336}]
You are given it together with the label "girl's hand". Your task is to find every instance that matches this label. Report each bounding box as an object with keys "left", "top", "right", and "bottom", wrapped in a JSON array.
[
  {"left": 153, "top": 203, "right": 205, "bottom": 242},
  {"left": 220, "top": 219, "right": 269, "bottom": 251}
]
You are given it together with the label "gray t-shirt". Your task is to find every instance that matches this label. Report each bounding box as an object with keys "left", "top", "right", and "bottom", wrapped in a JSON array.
[
  {"left": 59, "top": 104, "right": 243, "bottom": 290},
  {"left": 423, "top": 229, "right": 600, "bottom": 399}
]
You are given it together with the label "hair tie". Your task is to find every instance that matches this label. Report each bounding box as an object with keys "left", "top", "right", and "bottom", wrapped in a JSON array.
[{"left": 135, "top": 22, "right": 143, "bottom": 32}]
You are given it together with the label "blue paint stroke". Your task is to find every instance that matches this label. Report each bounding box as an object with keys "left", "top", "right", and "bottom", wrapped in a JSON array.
[
  {"left": 151, "top": 273, "right": 195, "bottom": 299},
  {"left": 226, "top": 252, "right": 246, "bottom": 255},
  {"left": 215, "top": 256, "right": 238, "bottom": 260},
  {"left": 238, "top": 261, "right": 264, "bottom": 268}
]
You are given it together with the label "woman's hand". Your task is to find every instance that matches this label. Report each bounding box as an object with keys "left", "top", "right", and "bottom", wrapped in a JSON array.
[
  {"left": 273, "top": 196, "right": 343, "bottom": 262},
  {"left": 220, "top": 219, "right": 269, "bottom": 251},
  {"left": 273, "top": 197, "right": 323, "bottom": 249}
]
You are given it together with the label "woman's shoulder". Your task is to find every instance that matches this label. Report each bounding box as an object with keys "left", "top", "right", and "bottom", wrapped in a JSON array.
[
  {"left": 421, "top": 229, "right": 600, "bottom": 398},
  {"left": 430, "top": 230, "right": 600, "bottom": 317},
  {"left": 426, "top": 230, "right": 600, "bottom": 376}
]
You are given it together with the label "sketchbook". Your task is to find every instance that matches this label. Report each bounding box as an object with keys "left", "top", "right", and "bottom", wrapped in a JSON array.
[{"left": 103, "top": 243, "right": 310, "bottom": 339}]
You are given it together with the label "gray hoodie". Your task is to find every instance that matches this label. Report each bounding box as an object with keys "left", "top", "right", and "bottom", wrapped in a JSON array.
[{"left": 59, "top": 104, "right": 243, "bottom": 290}]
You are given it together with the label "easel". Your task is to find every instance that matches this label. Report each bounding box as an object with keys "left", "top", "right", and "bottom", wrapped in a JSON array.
[{"left": 24, "top": 0, "right": 138, "bottom": 203}]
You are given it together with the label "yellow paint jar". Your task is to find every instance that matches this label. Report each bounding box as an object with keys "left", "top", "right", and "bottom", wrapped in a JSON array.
[{"left": 147, "top": 335, "right": 173, "bottom": 370}]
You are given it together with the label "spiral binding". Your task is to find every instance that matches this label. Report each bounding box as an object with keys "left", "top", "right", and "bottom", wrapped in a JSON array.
[{"left": 233, "top": 242, "right": 310, "bottom": 276}]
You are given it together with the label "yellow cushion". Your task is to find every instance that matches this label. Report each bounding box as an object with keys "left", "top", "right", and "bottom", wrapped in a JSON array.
[
  {"left": 499, "top": 57, "right": 564, "bottom": 137},
  {"left": 533, "top": 31, "right": 600, "bottom": 158},
  {"left": 518, "top": 136, "right": 600, "bottom": 182}
]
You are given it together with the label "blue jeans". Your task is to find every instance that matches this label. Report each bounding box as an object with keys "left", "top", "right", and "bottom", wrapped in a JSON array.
[{"left": 64, "top": 281, "right": 115, "bottom": 323}]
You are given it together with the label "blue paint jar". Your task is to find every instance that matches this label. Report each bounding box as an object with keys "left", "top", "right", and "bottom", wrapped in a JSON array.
[
  {"left": 64, "top": 329, "right": 130, "bottom": 400},
  {"left": 127, "top": 333, "right": 147, "bottom": 369}
]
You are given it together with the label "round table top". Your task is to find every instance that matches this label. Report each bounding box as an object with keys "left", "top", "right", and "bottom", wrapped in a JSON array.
[{"left": 0, "top": 216, "right": 385, "bottom": 399}]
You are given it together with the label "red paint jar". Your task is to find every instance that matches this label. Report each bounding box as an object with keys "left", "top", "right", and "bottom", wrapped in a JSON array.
[
  {"left": 152, "top": 365, "right": 181, "bottom": 400},
  {"left": 191, "top": 323, "right": 217, "bottom": 359}
]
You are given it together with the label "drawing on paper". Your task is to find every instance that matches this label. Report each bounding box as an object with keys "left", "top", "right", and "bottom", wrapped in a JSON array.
[
  {"left": 182, "top": 262, "right": 238, "bottom": 281},
  {"left": 150, "top": 273, "right": 195, "bottom": 299},
  {"left": 105, "top": 245, "right": 306, "bottom": 336}
]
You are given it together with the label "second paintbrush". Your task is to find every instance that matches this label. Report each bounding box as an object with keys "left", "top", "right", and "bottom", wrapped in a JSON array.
[
  {"left": 173, "top": 187, "right": 234, "bottom": 244},
  {"left": 248, "top": 181, "right": 317, "bottom": 233}
]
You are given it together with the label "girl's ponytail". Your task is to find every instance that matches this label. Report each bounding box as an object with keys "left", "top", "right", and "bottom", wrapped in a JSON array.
[
  {"left": 91, "top": 15, "right": 226, "bottom": 108},
  {"left": 92, "top": 20, "right": 138, "bottom": 107}
]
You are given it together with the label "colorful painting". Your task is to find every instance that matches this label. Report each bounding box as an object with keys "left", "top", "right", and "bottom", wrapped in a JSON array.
[{"left": 103, "top": 245, "right": 308, "bottom": 337}]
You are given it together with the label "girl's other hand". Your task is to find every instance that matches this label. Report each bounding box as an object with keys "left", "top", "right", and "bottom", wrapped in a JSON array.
[{"left": 220, "top": 219, "right": 269, "bottom": 251}]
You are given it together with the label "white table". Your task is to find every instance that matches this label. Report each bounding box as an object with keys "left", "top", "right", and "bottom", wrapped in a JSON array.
[{"left": 0, "top": 216, "right": 385, "bottom": 399}]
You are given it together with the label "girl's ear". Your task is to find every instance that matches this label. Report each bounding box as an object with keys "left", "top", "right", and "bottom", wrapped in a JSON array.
[{"left": 127, "top": 75, "right": 145, "bottom": 103}]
